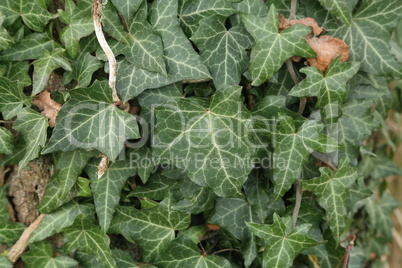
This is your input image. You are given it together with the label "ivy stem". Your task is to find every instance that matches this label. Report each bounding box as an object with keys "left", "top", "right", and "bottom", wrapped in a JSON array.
[
  {"left": 92, "top": 0, "right": 121, "bottom": 104},
  {"left": 212, "top": 248, "right": 241, "bottom": 255},
  {"left": 7, "top": 213, "right": 45, "bottom": 263},
  {"left": 292, "top": 177, "right": 303, "bottom": 229}
]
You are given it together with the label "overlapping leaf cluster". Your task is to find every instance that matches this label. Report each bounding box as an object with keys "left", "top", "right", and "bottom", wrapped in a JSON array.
[{"left": 0, "top": 0, "right": 401, "bottom": 267}]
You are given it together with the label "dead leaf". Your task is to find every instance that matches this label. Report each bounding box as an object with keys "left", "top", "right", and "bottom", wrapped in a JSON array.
[
  {"left": 206, "top": 224, "right": 220, "bottom": 231},
  {"left": 32, "top": 91, "right": 61, "bottom": 127},
  {"left": 97, "top": 154, "right": 109, "bottom": 179},
  {"left": 279, "top": 14, "right": 323, "bottom": 36},
  {"left": 305, "top": 35, "right": 349, "bottom": 72}
]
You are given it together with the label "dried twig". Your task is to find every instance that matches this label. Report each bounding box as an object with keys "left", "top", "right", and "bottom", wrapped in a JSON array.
[
  {"left": 92, "top": 0, "right": 121, "bottom": 104},
  {"left": 7, "top": 213, "right": 45, "bottom": 263}
]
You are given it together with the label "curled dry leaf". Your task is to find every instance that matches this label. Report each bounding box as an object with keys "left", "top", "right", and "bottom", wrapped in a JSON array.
[
  {"left": 305, "top": 35, "right": 349, "bottom": 72},
  {"left": 279, "top": 14, "right": 323, "bottom": 36},
  {"left": 32, "top": 91, "right": 61, "bottom": 127},
  {"left": 97, "top": 154, "right": 109, "bottom": 179}
]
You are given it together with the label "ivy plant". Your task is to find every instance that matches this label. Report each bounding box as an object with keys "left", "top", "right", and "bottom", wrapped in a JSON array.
[{"left": 0, "top": 0, "right": 402, "bottom": 267}]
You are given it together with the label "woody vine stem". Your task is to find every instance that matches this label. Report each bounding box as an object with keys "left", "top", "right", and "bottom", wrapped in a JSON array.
[{"left": 288, "top": 0, "right": 304, "bottom": 230}]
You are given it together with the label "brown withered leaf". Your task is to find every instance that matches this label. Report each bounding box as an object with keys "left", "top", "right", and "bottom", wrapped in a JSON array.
[
  {"left": 279, "top": 14, "right": 323, "bottom": 36},
  {"left": 32, "top": 91, "right": 61, "bottom": 127},
  {"left": 305, "top": 35, "right": 349, "bottom": 72},
  {"left": 97, "top": 154, "right": 109, "bottom": 179}
]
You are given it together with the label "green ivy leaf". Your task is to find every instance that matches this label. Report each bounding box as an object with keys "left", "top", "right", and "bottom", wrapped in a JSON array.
[
  {"left": 63, "top": 52, "right": 103, "bottom": 88},
  {"left": 232, "top": 0, "right": 269, "bottom": 16},
  {"left": 156, "top": 236, "right": 231, "bottom": 268},
  {"left": 31, "top": 202, "right": 95, "bottom": 243},
  {"left": 0, "top": 222, "right": 25, "bottom": 246},
  {"left": 327, "top": 100, "right": 379, "bottom": 163},
  {"left": 76, "top": 177, "right": 92, "bottom": 197},
  {"left": 0, "top": 126, "right": 13, "bottom": 154},
  {"left": 63, "top": 215, "right": 117, "bottom": 268},
  {"left": 317, "top": 0, "right": 352, "bottom": 25},
  {"left": 129, "top": 172, "right": 179, "bottom": 200},
  {"left": 289, "top": 58, "right": 360, "bottom": 124},
  {"left": 191, "top": 14, "right": 253, "bottom": 88},
  {"left": 172, "top": 179, "right": 216, "bottom": 214},
  {"left": 179, "top": 0, "right": 237, "bottom": 36},
  {"left": 333, "top": 0, "right": 402, "bottom": 77},
  {"left": 14, "top": 108, "right": 48, "bottom": 170},
  {"left": 110, "top": 0, "right": 142, "bottom": 22},
  {"left": 85, "top": 154, "right": 137, "bottom": 232},
  {"left": 0, "top": 33, "right": 61, "bottom": 61},
  {"left": 116, "top": 0, "right": 211, "bottom": 101},
  {"left": 0, "top": 61, "right": 31, "bottom": 87},
  {"left": 272, "top": 115, "right": 338, "bottom": 200},
  {"left": 136, "top": 82, "right": 183, "bottom": 122},
  {"left": 242, "top": 5, "right": 316, "bottom": 86},
  {"left": 0, "top": 12, "right": 14, "bottom": 51},
  {"left": 247, "top": 214, "right": 321, "bottom": 268},
  {"left": 22, "top": 241, "right": 78, "bottom": 268},
  {"left": 32, "top": 48, "right": 72, "bottom": 96},
  {"left": 0, "top": 256, "right": 12, "bottom": 268},
  {"left": 38, "top": 150, "right": 95, "bottom": 213},
  {"left": 109, "top": 197, "right": 191, "bottom": 261},
  {"left": 58, "top": 0, "right": 94, "bottom": 58},
  {"left": 365, "top": 192, "right": 400, "bottom": 240},
  {"left": 42, "top": 81, "right": 140, "bottom": 160},
  {"left": 153, "top": 86, "right": 254, "bottom": 197},
  {"left": 101, "top": 2, "right": 130, "bottom": 45},
  {"left": 0, "top": 77, "right": 31, "bottom": 119},
  {"left": 0, "top": 0, "right": 52, "bottom": 32},
  {"left": 119, "top": 1, "right": 166, "bottom": 74},
  {"left": 303, "top": 158, "right": 358, "bottom": 243}
]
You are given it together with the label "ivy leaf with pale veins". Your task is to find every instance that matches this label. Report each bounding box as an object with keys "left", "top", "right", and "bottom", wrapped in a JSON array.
[
  {"left": 156, "top": 236, "right": 231, "bottom": 268},
  {"left": 365, "top": 192, "right": 400, "bottom": 240},
  {"left": 120, "top": 1, "right": 166, "bottom": 74},
  {"left": 303, "top": 158, "right": 358, "bottom": 243},
  {"left": 116, "top": 0, "right": 211, "bottom": 101},
  {"left": 232, "top": 0, "right": 269, "bottom": 16},
  {"left": 209, "top": 197, "right": 259, "bottom": 267},
  {"left": 85, "top": 153, "right": 137, "bottom": 232},
  {"left": 109, "top": 197, "right": 191, "bottom": 262},
  {"left": 21, "top": 241, "right": 78, "bottom": 268},
  {"left": 289, "top": 58, "right": 360, "bottom": 124},
  {"left": 101, "top": 2, "right": 130, "bottom": 45},
  {"left": 0, "top": 127, "right": 13, "bottom": 154},
  {"left": 247, "top": 214, "right": 321, "bottom": 268},
  {"left": 63, "top": 215, "right": 117, "bottom": 268},
  {"left": 42, "top": 81, "right": 140, "bottom": 160},
  {"left": 317, "top": 0, "right": 352, "bottom": 25},
  {"left": 333, "top": 0, "right": 402, "bottom": 77},
  {"left": 272, "top": 115, "right": 338, "bottom": 200},
  {"left": 0, "top": 0, "right": 52, "bottom": 32},
  {"left": 0, "top": 77, "right": 31, "bottom": 119},
  {"left": 0, "top": 61, "right": 32, "bottom": 87},
  {"left": 191, "top": 15, "right": 253, "bottom": 88},
  {"left": 14, "top": 108, "right": 48, "bottom": 170},
  {"left": 110, "top": 0, "right": 142, "bottom": 22},
  {"left": 0, "top": 256, "right": 12, "bottom": 268},
  {"left": 63, "top": 52, "right": 103, "bottom": 88},
  {"left": 58, "top": 0, "right": 94, "bottom": 58},
  {"left": 242, "top": 5, "right": 316, "bottom": 86},
  {"left": 327, "top": 100, "right": 379, "bottom": 163},
  {"left": 0, "top": 12, "right": 14, "bottom": 50},
  {"left": 0, "top": 33, "right": 61, "bottom": 61},
  {"left": 153, "top": 86, "right": 254, "bottom": 197},
  {"left": 179, "top": 0, "right": 237, "bottom": 37},
  {"left": 38, "top": 150, "right": 95, "bottom": 213},
  {"left": 32, "top": 48, "right": 72, "bottom": 96},
  {"left": 31, "top": 202, "right": 95, "bottom": 243}
]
